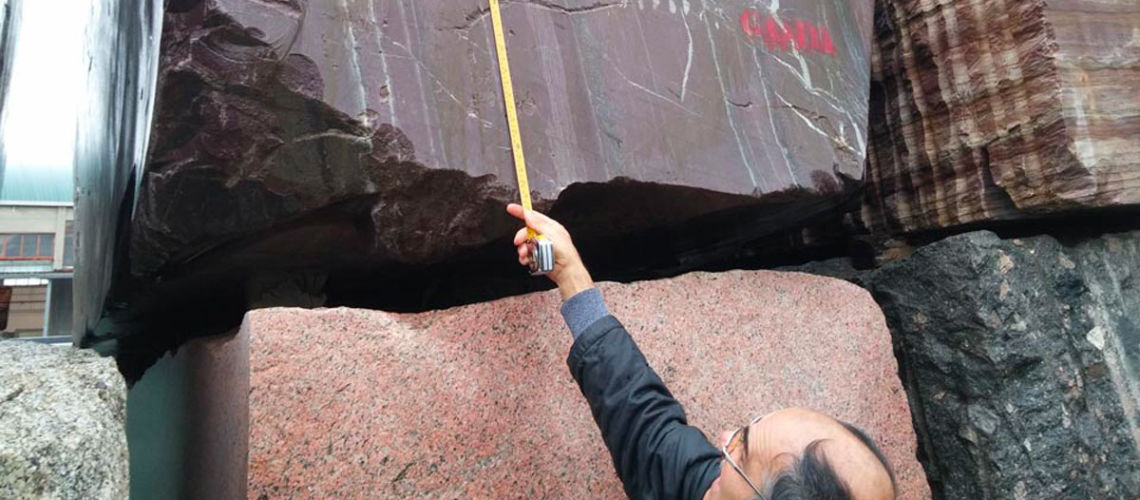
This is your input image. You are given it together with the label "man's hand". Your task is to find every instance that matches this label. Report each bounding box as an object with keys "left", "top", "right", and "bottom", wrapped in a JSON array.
[{"left": 506, "top": 203, "right": 594, "bottom": 301}]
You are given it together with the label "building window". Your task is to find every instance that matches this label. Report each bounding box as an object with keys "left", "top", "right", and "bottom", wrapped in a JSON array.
[
  {"left": 0, "top": 234, "right": 54, "bottom": 260},
  {"left": 41, "top": 234, "right": 55, "bottom": 256}
]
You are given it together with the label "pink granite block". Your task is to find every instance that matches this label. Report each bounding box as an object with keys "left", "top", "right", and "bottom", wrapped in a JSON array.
[{"left": 247, "top": 270, "right": 930, "bottom": 499}]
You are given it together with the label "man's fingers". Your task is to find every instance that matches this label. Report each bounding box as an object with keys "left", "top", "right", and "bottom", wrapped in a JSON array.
[
  {"left": 508, "top": 201, "right": 560, "bottom": 242},
  {"left": 506, "top": 203, "right": 526, "bottom": 222},
  {"left": 513, "top": 227, "right": 529, "bottom": 246},
  {"left": 523, "top": 209, "right": 556, "bottom": 235},
  {"left": 517, "top": 244, "right": 530, "bottom": 265},
  {"left": 507, "top": 203, "right": 556, "bottom": 236}
]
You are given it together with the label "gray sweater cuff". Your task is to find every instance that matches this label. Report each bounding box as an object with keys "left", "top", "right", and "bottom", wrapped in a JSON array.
[{"left": 560, "top": 287, "right": 609, "bottom": 340}]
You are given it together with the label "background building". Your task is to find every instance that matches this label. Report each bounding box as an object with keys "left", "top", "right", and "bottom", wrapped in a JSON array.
[
  {"left": 0, "top": 164, "right": 74, "bottom": 338},
  {"left": 0, "top": 0, "right": 84, "bottom": 341}
]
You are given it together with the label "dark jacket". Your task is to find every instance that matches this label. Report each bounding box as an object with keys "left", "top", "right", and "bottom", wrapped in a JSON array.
[{"left": 567, "top": 315, "right": 722, "bottom": 500}]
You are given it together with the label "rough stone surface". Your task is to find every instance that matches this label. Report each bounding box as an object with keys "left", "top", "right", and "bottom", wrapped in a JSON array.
[
  {"left": 866, "top": 231, "right": 1140, "bottom": 498},
  {"left": 138, "top": 0, "right": 873, "bottom": 278},
  {"left": 89, "top": 0, "right": 883, "bottom": 379},
  {"left": 247, "top": 270, "right": 929, "bottom": 498},
  {"left": 0, "top": 341, "right": 128, "bottom": 500},
  {"left": 862, "top": 0, "right": 1140, "bottom": 234}
]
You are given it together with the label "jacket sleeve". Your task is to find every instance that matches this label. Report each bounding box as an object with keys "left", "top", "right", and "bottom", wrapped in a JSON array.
[{"left": 567, "top": 315, "right": 721, "bottom": 500}]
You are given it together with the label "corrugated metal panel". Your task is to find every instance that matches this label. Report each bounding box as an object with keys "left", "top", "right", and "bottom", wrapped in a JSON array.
[{"left": 0, "top": 165, "right": 73, "bottom": 203}]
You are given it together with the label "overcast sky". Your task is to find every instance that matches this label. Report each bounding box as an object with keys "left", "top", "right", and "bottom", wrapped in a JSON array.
[{"left": 3, "top": 0, "right": 89, "bottom": 171}]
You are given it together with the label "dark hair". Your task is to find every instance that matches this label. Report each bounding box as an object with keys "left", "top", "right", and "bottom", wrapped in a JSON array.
[{"left": 755, "top": 422, "right": 896, "bottom": 500}]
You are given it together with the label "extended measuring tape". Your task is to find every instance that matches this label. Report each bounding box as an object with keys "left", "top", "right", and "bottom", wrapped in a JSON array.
[{"left": 489, "top": 0, "right": 554, "bottom": 276}]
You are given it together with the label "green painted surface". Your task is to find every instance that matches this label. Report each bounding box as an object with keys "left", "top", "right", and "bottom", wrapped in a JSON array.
[{"left": 127, "top": 348, "right": 191, "bottom": 499}]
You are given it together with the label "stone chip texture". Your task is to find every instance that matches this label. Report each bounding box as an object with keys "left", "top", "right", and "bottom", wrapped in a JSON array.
[
  {"left": 866, "top": 231, "right": 1140, "bottom": 498},
  {"left": 862, "top": 0, "right": 1140, "bottom": 234},
  {"left": 0, "top": 341, "right": 128, "bottom": 500},
  {"left": 246, "top": 270, "right": 929, "bottom": 499}
]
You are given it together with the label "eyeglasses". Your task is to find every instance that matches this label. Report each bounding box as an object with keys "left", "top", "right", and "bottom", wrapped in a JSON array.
[{"left": 721, "top": 414, "right": 766, "bottom": 496}]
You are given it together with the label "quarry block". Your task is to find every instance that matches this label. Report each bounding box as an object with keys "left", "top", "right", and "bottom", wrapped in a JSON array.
[
  {"left": 138, "top": 0, "right": 874, "bottom": 277},
  {"left": 867, "top": 231, "right": 1140, "bottom": 498},
  {"left": 862, "top": 0, "right": 1140, "bottom": 234},
  {"left": 245, "top": 270, "right": 929, "bottom": 498},
  {"left": 76, "top": 0, "right": 883, "bottom": 376},
  {"left": 0, "top": 341, "right": 128, "bottom": 500}
]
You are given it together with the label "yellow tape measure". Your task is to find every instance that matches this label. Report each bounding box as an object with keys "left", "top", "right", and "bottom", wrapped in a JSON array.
[
  {"left": 489, "top": 0, "right": 533, "bottom": 237},
  {"left": 489, "top": 0, "right": 554, "bottom": 276}
]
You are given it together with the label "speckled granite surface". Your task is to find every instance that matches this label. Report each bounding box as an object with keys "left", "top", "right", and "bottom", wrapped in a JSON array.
[
  {"left": 247, "top": 270, "right": 929, "bottom": 498},
  {"left": 0, "top": 341, "right": 128, "bottom": 500}
]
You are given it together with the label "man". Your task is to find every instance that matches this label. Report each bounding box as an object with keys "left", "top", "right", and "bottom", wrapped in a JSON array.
[{"left": 507, "top": 204, "right": 897, "bottom": 500}]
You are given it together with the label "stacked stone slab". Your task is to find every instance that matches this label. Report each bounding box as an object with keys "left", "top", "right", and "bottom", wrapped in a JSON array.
[
  {"left": 862, "top": 0, "right": 1140, "bottom": 234},
  {"left": 136, "top": 0, "right": 874, "bottom": 278},
  {"left": 243, "top": 271, "right": 929, "bottom": 498},
  {"left": 78, "top": 0, "right": 886, "bottom": 374},
  {"left": 865, "top": 231, "right": 1140, "bottom": 498}
]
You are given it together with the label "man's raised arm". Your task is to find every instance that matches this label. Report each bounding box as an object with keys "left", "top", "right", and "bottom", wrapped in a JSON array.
[{"left": 507, "top": 204, "right": 721, "bottom": 500}]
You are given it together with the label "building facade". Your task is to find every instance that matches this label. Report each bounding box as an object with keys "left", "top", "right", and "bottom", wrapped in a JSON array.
[{"left": 0, "top": 165, "right": 74, "bottom": 338}]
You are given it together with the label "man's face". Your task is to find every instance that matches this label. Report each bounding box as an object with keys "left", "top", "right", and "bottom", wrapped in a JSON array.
[{"left": 703, "top": 408, "right": 894, "bottom": 500}]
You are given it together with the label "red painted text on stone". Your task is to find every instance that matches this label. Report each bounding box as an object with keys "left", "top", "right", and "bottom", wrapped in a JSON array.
[{"left": 740, "top": 9, "right": 836, "bottom": 56}]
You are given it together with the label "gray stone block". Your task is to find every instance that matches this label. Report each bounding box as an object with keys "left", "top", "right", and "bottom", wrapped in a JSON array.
[
  {"left": 866, "top": 231, "right": 1140, "bottom": 499},
  {"left": 0, "top": 341, "right": 128, "bottom": 500}
]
